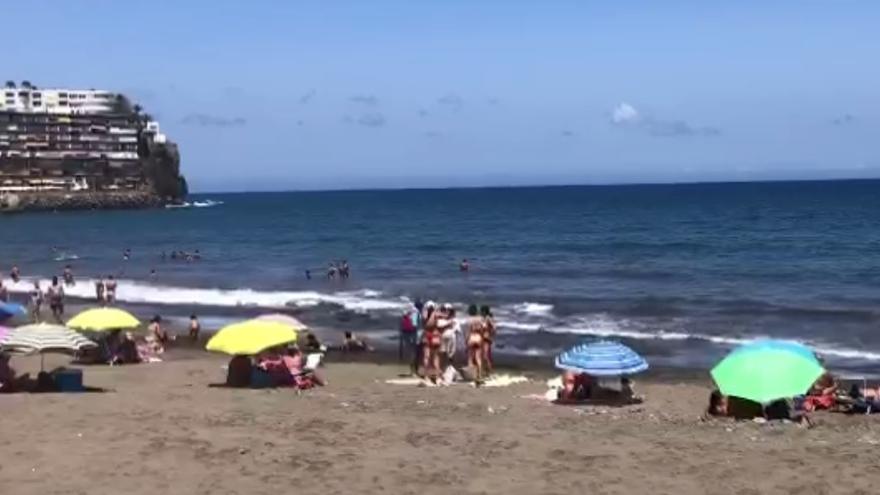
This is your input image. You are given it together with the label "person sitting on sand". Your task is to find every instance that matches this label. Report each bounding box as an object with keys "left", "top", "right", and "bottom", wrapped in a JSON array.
[
  {"left": 282, "top": 346, "right": 324, "bottom": 388},
  {"left": 558, "top": 370, "right": 593, "bottom": 402},
  {"left": 303, "top": 332, "right": 326, "bottom": 353},
  {"left": 342, "top": 331, "right": 373, "bottom": 352},
  {"left": 257, "top": 348, "right": 294, "bottom": 386},
  {"left": 803, "top": 368, "right": 837, "bottom": 411},
  {"left": 226, "top": 355, "right": 252, "bottom": 387},
  {"left": 117, "top": 332, "right": 141, "bottom": 364},
  {"left": 0, "top": 353, "right": 18, "bottom": 393}
]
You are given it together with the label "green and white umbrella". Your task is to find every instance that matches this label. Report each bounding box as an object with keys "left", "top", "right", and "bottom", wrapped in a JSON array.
[
  {"left": 711, "top": 340, "right": 824, "bottom": 404},
  {"left": 0, "top": 323, "right": 96, "bottom": 369}
]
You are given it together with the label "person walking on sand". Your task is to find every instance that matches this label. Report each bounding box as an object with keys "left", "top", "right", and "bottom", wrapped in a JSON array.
[
  {"left": 29, "top": 281, "right": 43, "bottom": 322},
  {"left": 46, "top": 276, "right": 65, "bottom": 323}
]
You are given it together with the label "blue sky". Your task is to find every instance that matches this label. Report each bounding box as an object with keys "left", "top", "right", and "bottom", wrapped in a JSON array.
[{"left": 5, "top": 1, "right": 879, "bottom": 192}]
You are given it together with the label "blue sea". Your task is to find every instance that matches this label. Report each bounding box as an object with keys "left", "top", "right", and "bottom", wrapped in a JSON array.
[{"left": 3, "top": 180, "right": 880, "bottom": 372}]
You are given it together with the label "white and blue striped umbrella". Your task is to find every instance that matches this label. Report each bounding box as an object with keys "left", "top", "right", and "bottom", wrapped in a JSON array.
[{"left": 555, "top": 341, "right": 649, "bottom": 376}]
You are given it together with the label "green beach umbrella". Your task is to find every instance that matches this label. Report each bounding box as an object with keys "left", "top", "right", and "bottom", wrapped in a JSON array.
[{"left": 710, "top": 343, "right": 824, "bottom": 404}]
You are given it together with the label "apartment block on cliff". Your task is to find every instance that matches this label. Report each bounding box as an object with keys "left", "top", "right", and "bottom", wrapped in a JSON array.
[{"left": 0, "top": 81, "right": 168, "bottom": 193}]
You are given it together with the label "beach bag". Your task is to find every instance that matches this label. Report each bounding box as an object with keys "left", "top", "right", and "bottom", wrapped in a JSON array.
[{"left": 400, "top": 311, "right": 417, "bottom": 333}]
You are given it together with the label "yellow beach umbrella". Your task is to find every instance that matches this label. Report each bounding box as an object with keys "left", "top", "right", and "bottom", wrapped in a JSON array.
[
  {"left": 206, "top": 319, "right": 298, "bottom": 356},
  {"left": 67, "top": 307, "right": 141, "bottom": 331}
]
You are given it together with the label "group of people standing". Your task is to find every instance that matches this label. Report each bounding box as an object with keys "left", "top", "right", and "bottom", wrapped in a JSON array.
[{"left": 399, "top": 300, "right": 496, "bottom": 384}]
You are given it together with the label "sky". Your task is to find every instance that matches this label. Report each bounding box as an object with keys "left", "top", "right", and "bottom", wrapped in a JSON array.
[{"left": 4, "top": 1, "right": 879, "bottom": 192}]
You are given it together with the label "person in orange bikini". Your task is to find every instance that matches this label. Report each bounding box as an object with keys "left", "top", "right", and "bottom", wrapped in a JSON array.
[{"left": 466, "top": 304, "right": 484, "bottom": 383}]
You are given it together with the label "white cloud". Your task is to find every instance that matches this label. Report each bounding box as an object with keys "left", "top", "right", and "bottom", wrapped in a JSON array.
[
  {"left": 611, "top": 102, "right": 640, "bottom": 124},
  {"left": 609, "top": 102, "right": 719, "bottom": 138}
]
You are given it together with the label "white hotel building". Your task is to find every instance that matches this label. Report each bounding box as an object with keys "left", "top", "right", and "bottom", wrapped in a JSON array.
[{"left": 0, "top": 82, "right": 166, "bottom": 192}]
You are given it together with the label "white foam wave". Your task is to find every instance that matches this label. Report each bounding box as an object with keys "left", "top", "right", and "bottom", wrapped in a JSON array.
[
  {"left": 508, "top": 302, "right": 554, "bottom": 316},
  {"left": 2, "top": 277, "right": 410, "bottom": 314},
  {"left": 165, "top": 199, "right": 224, "bottom": 209},
  {"left": 506, "top": 313, "right": 880, "bottom": 362}
]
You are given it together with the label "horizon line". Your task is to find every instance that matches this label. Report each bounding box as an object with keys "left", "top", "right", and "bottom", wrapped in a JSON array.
[{"left": 190, "top": 175, "right": 880, "bottom": 195}]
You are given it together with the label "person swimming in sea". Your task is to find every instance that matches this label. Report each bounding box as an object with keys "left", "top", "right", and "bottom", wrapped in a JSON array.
[{"left": 459, "top": 258, "right": 470, "bottom": 272}]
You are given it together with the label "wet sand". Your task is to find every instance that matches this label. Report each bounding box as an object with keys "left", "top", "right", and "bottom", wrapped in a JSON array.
[{"left": 3, "top": 348, "right": 880, "bottom": 495}]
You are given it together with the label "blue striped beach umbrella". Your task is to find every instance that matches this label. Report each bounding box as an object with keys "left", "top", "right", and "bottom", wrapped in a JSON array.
[
  {"left": 555, "top": 340, "right": 649, "bottom": 376},
  {"left": 0, "top": 302, "right": 26, "bottom": 320}
]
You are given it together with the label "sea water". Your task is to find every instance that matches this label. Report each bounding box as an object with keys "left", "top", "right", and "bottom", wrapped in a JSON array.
[{"left": 3, "top": 180, "right": 880, "bottom": 372}]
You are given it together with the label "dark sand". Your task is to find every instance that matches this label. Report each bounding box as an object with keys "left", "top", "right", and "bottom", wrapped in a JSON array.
[{"left": 3, "top": 347, "right": 880, "bottom": 495}]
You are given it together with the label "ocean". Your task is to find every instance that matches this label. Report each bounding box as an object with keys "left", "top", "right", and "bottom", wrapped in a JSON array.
[{"left": 3, "top": 180, "right": 880, "bottom": 373}]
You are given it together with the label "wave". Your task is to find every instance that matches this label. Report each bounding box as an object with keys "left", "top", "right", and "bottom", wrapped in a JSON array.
[
  {"left": 510, "top": 314, "right": 880, "bottom": 362},
  {"left": 165, "top": 199, "right": 224, "bottom": 209},
  {"left": 2, "top": 277, "right": 410, "bottom": 314},
  {"left": 4, "top": 275, "right": 880, "bottom": 363},
  {"left": 509, "top": 302, "right": 554, "bottom": 316}
]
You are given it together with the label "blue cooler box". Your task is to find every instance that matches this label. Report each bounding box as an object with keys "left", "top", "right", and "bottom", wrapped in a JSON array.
[{"left": 54, "top": 369, "right": 84, "bottom": 392}]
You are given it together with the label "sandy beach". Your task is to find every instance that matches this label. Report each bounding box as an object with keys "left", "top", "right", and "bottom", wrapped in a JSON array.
[{"left": 3, "top": 346, "right": 880, "bottom": 495}]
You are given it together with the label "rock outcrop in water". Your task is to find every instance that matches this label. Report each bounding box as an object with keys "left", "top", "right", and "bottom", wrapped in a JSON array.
[{"left": 0, "top": 83, "right": 187, "bottom": 213}]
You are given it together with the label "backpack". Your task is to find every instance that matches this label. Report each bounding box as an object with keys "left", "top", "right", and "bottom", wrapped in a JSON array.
[{"left": 400, "top": 311, "right": 417, "bottom": 332}]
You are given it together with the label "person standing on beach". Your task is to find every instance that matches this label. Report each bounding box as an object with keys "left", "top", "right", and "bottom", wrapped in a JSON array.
[
  {"left": 29, "top": 281, "right": 43, "bottom": 322},
  {"left": 105, "top": 275, "right": 117, "bottom": 305},
  {"left": 10, "top": 265, "right": 20, "bottom": 284},
  {"left": 95, "top": 278, "right": 105, "bottom": 305},
  {"left": 63, "top": 265, "right": 75, "bottom": 286},
  {"left": 480, "top": 305, "right": 496, "bottom": 376},
  {"left": 421, "top": 304, "right": 442, "bottom": 380},
  {"left": 399, "top": 303, "right": 420, "bottom": 364},
  {"left": 466, "top": 304, "right": 484, "bottom": 383},
  {"left": 189, "top": 314, "right": 201, "bottom": 342},
  {"left": 46, "top": 276, "right": 65, "bottom": 323}
]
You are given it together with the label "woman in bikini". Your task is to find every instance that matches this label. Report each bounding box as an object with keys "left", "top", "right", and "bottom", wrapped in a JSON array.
[
  {"left": 466, "top": 304, "right": 484, "bottom": 383},
  {"left": 480, "top": 305, "right": 496, "bottom": 376},
  {"left": 421, "top": 305, "right": 442, "bottom": 379}
]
